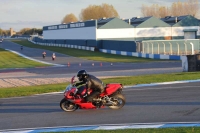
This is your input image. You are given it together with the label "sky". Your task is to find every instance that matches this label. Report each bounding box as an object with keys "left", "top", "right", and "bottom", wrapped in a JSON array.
[{"left": 0, "top": 0, "right": 199, "bottom": 32}]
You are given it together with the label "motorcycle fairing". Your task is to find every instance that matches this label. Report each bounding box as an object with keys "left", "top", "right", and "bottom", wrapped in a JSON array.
[{"left": 101, "top": 83, "right": 122, "bottom": 96}]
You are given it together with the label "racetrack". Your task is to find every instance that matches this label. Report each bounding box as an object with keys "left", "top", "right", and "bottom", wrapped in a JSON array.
[
  {"left": 0, "top": 40, "right": 182, "bottom": 88},
  {"left": 0, "top": 82, "right": 200, "bottom": 130},
  {"left": 1, "top": 40, "right": 199, "bottom": 131}
]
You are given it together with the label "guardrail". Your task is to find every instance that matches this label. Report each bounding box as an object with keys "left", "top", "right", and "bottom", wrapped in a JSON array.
[
  {"left": 28, "top": 39, "right": 95, "bottom": 51},
  {"left": 99, "top": 49, "right": 181, "bottom": 60},
  {"left": 141, "top": 39, "right": 200, "bottom": 55}
]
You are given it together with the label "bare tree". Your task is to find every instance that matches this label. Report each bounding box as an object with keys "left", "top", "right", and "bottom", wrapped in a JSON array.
[
  {"left": 187, "top": 0, "right": 199, "bottom": 17},
  {"left": 141, "top": 4, "right": 155, "bottom": 17},
  {"left": 141, "top": 4, "right": 170, "bottom": 18},
  {"left": 79, "top": 3, "right": 119, "bottom": 21},
  {"left": 159, "top": 6, "right": 171, "bottom": 18},
  {"left": 171, "top": 0, "right": 190, "bottom": 16},
  {"left": 61, "top": 13, "right": 78, "bottom": 24},
  {"left": 141, "top": 0, "right": 199, "bottom": 17}
]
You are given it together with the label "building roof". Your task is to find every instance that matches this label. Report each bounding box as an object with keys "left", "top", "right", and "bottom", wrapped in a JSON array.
[
  {"left": 98, "top": 17, "right": 134, "bottom": 29},
  {"left": 97, "top": 17, "right": 115, "bottom": 28},
  {"left": 124, "top": 16, "right": 152, "bottom": 27},
  {"left": 160, "top": 15, "right": 189, "bottom": 25},
  {"left": 124, "top": 16, "right": 170, "bottom": 28}
]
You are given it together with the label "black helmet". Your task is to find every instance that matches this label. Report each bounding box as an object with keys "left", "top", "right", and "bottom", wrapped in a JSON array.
[{"left": 77, "top": 70, "right": 88, "bottom": 81}]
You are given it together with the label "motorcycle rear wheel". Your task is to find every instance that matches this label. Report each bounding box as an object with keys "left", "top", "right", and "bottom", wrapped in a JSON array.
[
  {"left": 108, "top": 94, "right": 126, "bottom": 109},
  {"left": 60, "top": 98, "right": 78, "bottom": 112}
]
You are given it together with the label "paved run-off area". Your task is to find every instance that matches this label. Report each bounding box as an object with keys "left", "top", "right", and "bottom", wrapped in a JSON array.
[{"left": 0, "top": 67, "right": 182, "bottom": 88}]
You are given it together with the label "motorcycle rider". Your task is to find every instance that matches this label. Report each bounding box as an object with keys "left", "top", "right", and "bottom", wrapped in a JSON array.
[
  {"left": 21, "top": 45, "right": 23, "bottom": 50},
  {"left": 42, "top": 51, "right": 46, "bottom": 59},
  {"left": 75, "top": 70, "right": 104, "bottom": 107}
]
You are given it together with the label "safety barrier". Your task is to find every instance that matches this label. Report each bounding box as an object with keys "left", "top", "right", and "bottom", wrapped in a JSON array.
[
  {"left": 28, "top": 39, "right": 95, "bottom": 51},
  {"left": 99, "top": 49, "right": 181, "bottom": 60},
  {"left": 28, "top": 39, "right": 181, "bottom": 60}
]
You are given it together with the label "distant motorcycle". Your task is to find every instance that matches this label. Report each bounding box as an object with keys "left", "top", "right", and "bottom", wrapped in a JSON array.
[
  {"left": 52, "top": 53, "right": 56, "bottom": 60},
  {"left": 42, "top": 52, "right": 46, "bottom": 59},
  {"left": 60, "top": 76, "right": 126, "bottom": 112},
  {"left": 43, "top": 54, "right": 46, "bottom": 59}
]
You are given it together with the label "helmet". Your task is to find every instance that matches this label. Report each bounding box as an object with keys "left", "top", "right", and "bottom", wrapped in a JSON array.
[{"left": 77, "top": 70, "right": 88, "bottom": 81}]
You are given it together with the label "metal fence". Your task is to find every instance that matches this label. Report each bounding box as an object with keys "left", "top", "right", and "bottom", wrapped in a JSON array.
[{"left": 140, "top": 39, "right": 200, "bottom": 55}]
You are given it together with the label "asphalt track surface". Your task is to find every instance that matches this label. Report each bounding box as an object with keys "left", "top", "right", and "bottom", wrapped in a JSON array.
[
  {"left": 0, "top": 40, "right": 182, "bottom": 88},
  {"left": 1, "top": 40, "right": 199, "bottom": 131},
  {"left": 0, "top": 40, "right": 182, "bottom": 76},
  {"left": 0, "top": 82, "right": 200, "bottom": 130}
]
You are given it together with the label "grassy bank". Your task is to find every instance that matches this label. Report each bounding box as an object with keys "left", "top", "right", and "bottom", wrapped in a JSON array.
[
  {"left": 0, "top": 48, "right": 51, "bottom": 69},
  {"left": 0, "top": 83, "right": 66, "bottom": 98},
  {"left": 51, "top": 127, "right": 200, "bottom": 133},
  {"left": 0, "top": 72, "right": 200, "bottom": 98},
  {"left": 12, "top": 40, "right": 170, "bottom": 63}
]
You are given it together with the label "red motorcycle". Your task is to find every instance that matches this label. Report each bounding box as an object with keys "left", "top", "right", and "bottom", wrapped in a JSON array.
[{"left": 60, "top": 76, "right": 126, "bottom": 112}]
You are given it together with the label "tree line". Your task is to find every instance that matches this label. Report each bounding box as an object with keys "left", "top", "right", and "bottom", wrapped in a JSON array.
[
  {"left": 18, "top": 28, "right": 42, "bottom": 35},
  {"left": 0, "top": 28, "right": 42, "bottom": 37},
  {"left": 141, "top": 0, "right": 199, "bottom": 18},
  {"left": 61, "top": 3, "right": 119, "bottom": 24},
  {"left": 62, "top": 0, "right": 199, "bottom": 24},
  {"left": 0, "top": 29, "right": 10, "bottom": 36}
]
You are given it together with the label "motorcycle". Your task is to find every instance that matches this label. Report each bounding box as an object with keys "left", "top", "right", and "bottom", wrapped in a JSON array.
[
  {"left": 52, "top": 53, "right": 56, "bottom": 60},
  {"left": 42, "top": 54, "right": 46, "bottom": 59},
  {"left": 60, "top": 76, "right": 126, "bottom": 112},
  {"left": 42, "top": 52, "right": 46, "bottom": 59}
]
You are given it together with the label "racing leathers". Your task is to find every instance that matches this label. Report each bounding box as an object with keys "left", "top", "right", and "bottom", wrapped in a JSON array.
[{"left": 75, "top": 74, "right": 104, "bottom": 102}]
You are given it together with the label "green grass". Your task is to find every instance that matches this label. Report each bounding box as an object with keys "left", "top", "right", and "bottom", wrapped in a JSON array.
[
  {"left": 12, "top": 40, "right": 171, "bottom": 63},
  {"left": 0, "top": 48, "right": 51, "bottom": 69},
  {"left": 48, "top": 127, "right": 200, "bottom": 133},
  {"left": 0, "top": 83, "right": 67, "bottom": 98},
  {"left": 1, "top": 72, "right": 200, "bottom": 98},
  {"left": 102, "top": 72, "right": 200, "bottom": 86}
]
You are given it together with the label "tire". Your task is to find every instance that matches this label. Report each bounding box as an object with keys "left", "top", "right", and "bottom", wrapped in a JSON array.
[
  {"left": 108, "top": 94, "right": 126, "bottom": 110},
  {"left": 116, "top": 89, "right": 122, "bottom": 94},
  {"left": 60, "top": 98, "right": 78, "bottom": 112}
]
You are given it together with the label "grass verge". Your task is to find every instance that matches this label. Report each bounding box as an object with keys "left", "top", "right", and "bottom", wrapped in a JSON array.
[
  {"left": 12, "top": 40, "right": 172, "bottom": 63},
  {"left": 50, "top": 127, "right": 200, "bottom": 133},
  {"left": 0, "top": 48, "right": 51, "bottom": 69},
  {"left": 0, "top": 72, "right": 200, "bottom": 98},
  {"left": 0, "top": 83, "right": 67, "bottom": 98}
]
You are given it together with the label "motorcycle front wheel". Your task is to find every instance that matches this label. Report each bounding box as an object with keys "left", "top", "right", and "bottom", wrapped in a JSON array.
[
  {"left": 108, "top": 94, "right": 126, "bottom": 110},
  {"left": 60, "top": 98, "right": 78, "bottom": 112}
]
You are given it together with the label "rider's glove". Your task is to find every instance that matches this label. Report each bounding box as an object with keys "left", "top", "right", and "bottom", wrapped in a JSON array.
[{"left": 83, "top": 93, "right": 87, "bottom": 98}]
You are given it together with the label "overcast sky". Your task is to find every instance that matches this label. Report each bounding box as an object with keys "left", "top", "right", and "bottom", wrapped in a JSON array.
[{"left": 0, "top": 0, "right": 198, "bottom": 31}]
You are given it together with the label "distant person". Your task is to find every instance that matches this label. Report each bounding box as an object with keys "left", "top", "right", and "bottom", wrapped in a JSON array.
[
  {"left": 21, "top": 45, "right": 23, "bottom": 50},
  {"left": 42, "top": 51, "right": 46, "bottom": 59},
  {"left": 52, "top": 53, "right": 56, "bottom": 60}
]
